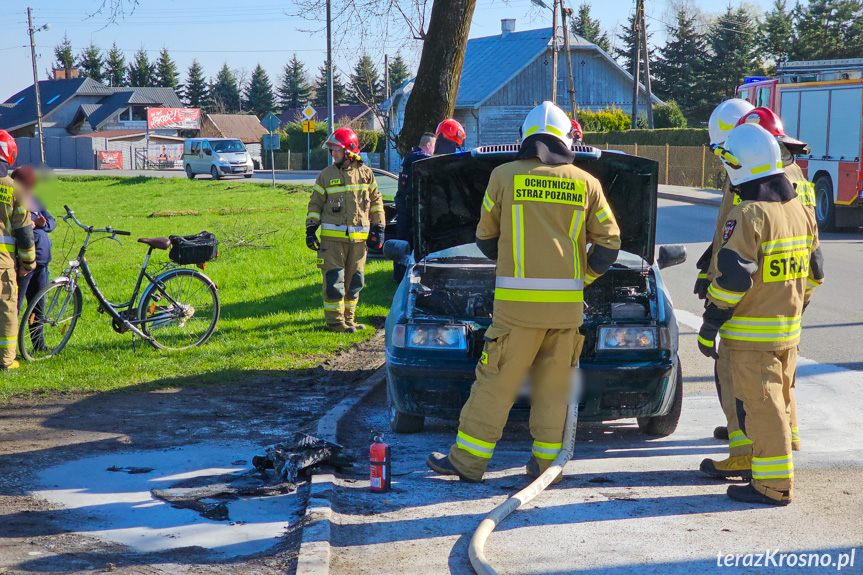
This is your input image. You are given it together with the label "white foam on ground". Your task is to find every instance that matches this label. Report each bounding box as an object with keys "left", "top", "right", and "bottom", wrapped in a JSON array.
[{"left": 33, "top": 442, "right": 299, "bottom": 557}]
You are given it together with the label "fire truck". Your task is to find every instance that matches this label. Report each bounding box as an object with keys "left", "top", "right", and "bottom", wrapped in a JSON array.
[{"left": 736, "top": 59, "right": 863, "bottom": 231}]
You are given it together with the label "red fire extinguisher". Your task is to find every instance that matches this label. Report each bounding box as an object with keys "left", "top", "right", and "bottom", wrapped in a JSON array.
[{"left": 370, "top": 434, "right": 391, "bottom": 493}]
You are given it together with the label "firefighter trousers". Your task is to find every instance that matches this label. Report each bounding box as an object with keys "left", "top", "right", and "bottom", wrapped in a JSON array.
[
  {"left": 718, "top": 342, "right": 799, "bottom": 455},
  {"left": 448, "top": 318, "right": 585, "bottom": 481},
  {"left": 317, "top": 239, "right": 367, "bottom": 326},
  {"left": 730, "top": 346, "right": 796, "bottom": 500},
  {"left": 0, "top": 268, "right": 18, "bottom": 367}
]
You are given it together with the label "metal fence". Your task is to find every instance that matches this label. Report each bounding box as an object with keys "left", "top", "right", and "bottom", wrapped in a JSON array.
[{"left": 599, "top": 144, "right": 725, "bottom": 189}]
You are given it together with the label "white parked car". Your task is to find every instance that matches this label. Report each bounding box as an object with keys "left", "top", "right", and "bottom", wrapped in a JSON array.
[{"left": 184, "top": 138, "right": 254, "bottom": 180}]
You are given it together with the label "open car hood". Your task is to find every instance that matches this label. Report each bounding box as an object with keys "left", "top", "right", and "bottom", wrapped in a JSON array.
[{"left": 411, "top": 146, "right": 658, "bottom": 264}]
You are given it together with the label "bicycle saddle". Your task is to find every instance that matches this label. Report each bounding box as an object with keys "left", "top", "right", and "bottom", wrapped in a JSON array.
[{"left": 137, "top": 237, "right": 172, "bottom": 250}]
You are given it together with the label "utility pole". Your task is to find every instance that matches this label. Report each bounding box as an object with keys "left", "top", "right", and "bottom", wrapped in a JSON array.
[
  {"left": 561, "top": 6, "right": 578, "bottom": 120},
  {"left": 630, "top": 0, "right": 642, "bottom": 127},
  {"left": 384, "top": 54, "right": 391, "bottom": 171},
  {"left": 27, "top": 7, "right": 46, "bottom": 165},
  {"left": 640, "top": 2, "right": 654, "bottom": 128},
  {"left": 326, "top": 0, "right": 335, "bottom": 165},
  {"left": 551, "top": 0, "right": 559, "bottom": 103}
]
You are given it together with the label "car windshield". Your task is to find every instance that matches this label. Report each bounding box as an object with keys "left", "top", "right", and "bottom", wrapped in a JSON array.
[{"left": 212, "top": 140, "right": 245, "bottom": 153}]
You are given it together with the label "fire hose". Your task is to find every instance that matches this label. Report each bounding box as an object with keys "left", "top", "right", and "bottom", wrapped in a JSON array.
[{"left": 468, "top": 371, "right": 582, "bottom": 575}]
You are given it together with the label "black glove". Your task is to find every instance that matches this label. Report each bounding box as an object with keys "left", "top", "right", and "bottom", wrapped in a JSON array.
[
  {"left": 306, "top": 225, "right": 320, "bottom": 251},
  {"left": 698, "top": 303, "right": 734, "bottom": 360},
  {"left": 367, "top": 225, "right": 384, "bottom": 251},
  {"left": 693, "top": 273, "right": 710, "bottom": 300}
]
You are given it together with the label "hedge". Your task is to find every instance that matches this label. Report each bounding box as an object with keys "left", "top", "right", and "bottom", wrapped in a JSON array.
[
  {"left": 268, "top": 121, "right": 384, "bottom": 154},
  {"left": 583, "top": 128, "right": 709, "bottom": 147},
  {"left": 576, "top": 106, "right": 631, "bottom": 132}
]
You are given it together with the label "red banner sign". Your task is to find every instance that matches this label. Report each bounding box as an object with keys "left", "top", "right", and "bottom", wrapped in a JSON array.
[
  {"left": 97, "top": 150, "right": 123, "bottom": 170},
  {"left": 147, "top": 108, "right": 201, "bottom": 130}
]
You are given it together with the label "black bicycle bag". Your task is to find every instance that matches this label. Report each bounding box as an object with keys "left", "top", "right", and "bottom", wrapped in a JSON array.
[{"left": 168, "top": 231, "right": 219, "bottom": 265}]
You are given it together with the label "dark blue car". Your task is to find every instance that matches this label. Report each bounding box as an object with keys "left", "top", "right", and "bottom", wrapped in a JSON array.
[{"left": 383, "top": 145, "right": 687, "bottom": 436}]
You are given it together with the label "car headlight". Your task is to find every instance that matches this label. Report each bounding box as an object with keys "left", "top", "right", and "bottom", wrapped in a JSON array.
[
  {"left": 393, "top": 324, "right": 467, "bottom": 350},
  {"left": 597, "top": 326, "right": 658, "bottom": 350},
  {"left": 217, "top": 156, "right": 229, "bottom": 164}
]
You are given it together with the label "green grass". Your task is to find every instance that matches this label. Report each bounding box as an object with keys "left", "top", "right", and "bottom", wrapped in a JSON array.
[{"left": 0, "top": 176, "right": 397, "bottom": 398}]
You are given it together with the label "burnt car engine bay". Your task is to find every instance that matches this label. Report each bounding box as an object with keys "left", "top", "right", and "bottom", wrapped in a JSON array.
[{"left": 407, "top": 254, "right": 657, "bottom": 359}]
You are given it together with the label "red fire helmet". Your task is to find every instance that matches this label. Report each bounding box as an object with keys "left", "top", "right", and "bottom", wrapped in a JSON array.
[
  {"left": 323, "top": 127, "right": 361, "bottom": 158},
  {"left": 571, "top": 119, "right": 583, "bottom": 141},
  {"left": 435, "top": 119, "right": 466, "bottom": 146},
  {"left": 0, "top": 130, "right": 17, "bottom": 166},
  {"left": 736, "top": 107, "right": 805, "bottom": 148}
]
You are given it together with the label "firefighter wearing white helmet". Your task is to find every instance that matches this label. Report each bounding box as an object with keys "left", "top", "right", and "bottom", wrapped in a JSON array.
[
  {"left": 427, "top": 101, "right": 620, "bottom": 483},
  {"left": 708, "top": 98, "right": 755, "bottom": 146},
  {"left": 697, "top": 123, "right": 823, "bottom": 506}
]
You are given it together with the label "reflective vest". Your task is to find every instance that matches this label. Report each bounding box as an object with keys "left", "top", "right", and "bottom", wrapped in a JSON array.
[
  {"left": 707, "top": 198, "right": 822, "bottom": 351},
  {"left": 0, "top": 175, "right": 33, "bottom": 269},
  {"left": 307, "top": 160, "right": 384, "bottom": 243},
  {"left": 476, "top": 158, "right": 620, "bottom": 329}
]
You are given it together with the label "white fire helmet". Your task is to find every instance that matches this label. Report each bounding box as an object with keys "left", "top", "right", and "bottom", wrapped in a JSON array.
[
  {"left": 521, "top": 101, "right": 573, "bottom": 148},
  {"left": 708, "top": 99, "right": 755, "bottom": 145},
  {"left": 714, "top": 123, "right": 784, "bottom": 186}
]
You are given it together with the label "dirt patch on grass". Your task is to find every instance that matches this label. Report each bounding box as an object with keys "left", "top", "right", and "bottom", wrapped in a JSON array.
[
  {"left": 0, "top": 332, "right": 385, "bottom": 575},
  {"left": 149, "top": 207, "right": 294, "bottom": 218}
]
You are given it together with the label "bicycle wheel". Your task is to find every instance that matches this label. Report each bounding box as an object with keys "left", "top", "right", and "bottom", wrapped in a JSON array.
[
  {"left": 139, "top": 269, "right": 220, "bottom": 350},
  {"left": 19, "top": 281, "right": 83, "bottom": 361}
]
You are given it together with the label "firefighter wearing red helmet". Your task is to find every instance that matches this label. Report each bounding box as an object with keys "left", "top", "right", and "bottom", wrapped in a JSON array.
[
  {"left": 306, "top": 127, "right": 384, "bottom": 333},
  {"left": 433, "top": 118, "right": 466, "bottom": 155},
  {"left": 571, "top": 119, "right": 584, "bottom": 144},
  {"left": 0, "top": 131, "right": 35, "bottom": 369}
]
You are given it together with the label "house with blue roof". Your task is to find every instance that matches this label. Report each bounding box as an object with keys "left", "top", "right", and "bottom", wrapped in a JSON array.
[{"left": 383, "top": 19, "right": 661, "bottom": 172}]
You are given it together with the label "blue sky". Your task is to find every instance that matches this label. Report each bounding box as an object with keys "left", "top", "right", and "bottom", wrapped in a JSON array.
[{"left": 1, "top": 0, "right": 767, "bottom": 102}]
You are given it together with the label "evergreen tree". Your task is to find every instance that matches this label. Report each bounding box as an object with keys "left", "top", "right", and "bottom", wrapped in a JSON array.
[
  {"left": 127, "top": 47, "right": 155, "bottom": 87},
  {"left": 705, "top": 6, "right": 761, "bottom": 100},
  {"left": 760, "top": 0, "right": 793, "bottom": 65},
  {"left": 653, "top": 7, "right": 710, "bottom": 122},
  {"left": 387, "top": 53, "right": 411, "bottom": 95},
  {"left": 184, "top": 59, "right": 208, "bottom": 108},
  {"left": 104, "top": 43, "right": 126, "bottom": 87},
  {"left": 246, "top": 64, "right": 275, "bottom": 117},
  {"left": 349, "top": 55, "right": 380, "bottom": 105},
  {"left": 312, "top": 62, "right": 347, "bottom": 107},
  {"left": 792, "top": 0, "right": 863, "bottom": 60},
  {"left": 54, "top": 34, "right": 74, "bottom": 72},
  {"left": 77, "top": 43, "right": 104, "bottom": 82},
  {"left": 155, "top": 48, "right": 179, "bottom": 89},
  {"left": 570, "top": 3, "right": 611, "bottom": 52},
  {"left": 208, "top": 63, "right": 241, "bottom": 113},
  {"left": 614, "top": 11, "right": 654, "bottom": 78},
  {"left": 278, "top": 54, "right": 312, "bottom": 110}
]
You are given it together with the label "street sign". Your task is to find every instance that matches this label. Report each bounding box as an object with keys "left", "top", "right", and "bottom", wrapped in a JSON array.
[
  {"left": 261, "top": 112, "right": 280, "bottom": 133},
  {"left": 303, "top": 120, "right": 315, "bottom": 133},
  {"left": 263, "top": 133, "right": 280, "bottom": 150},
  {"left": 302, "top": 104, "right": 317, "bottom": 120}
]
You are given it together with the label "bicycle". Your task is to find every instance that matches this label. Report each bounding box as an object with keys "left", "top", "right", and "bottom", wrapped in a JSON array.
[{"left": 18, "top": 205, "right": 221, "bottom": 361}]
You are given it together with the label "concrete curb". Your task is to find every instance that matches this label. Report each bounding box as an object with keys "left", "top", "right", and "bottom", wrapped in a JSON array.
[
  {"left": 658, "top": 191, "right": 722, "bottom": 207},
  {"left": 296, "top": 366, "right": 386, "bottom": 575}
]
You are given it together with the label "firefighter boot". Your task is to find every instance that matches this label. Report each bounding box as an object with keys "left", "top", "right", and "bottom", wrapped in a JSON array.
[
  {"left": 426, "top": 452, "right": 481, "bottom": 483},
  {"left": 327, "top": 322, "right": 357, "bottom": 334},
  {"left": 1, "top": 359, "right": 19, "bottom": 370},
  {"left": 525, "top": 456, "right": 563, "bottom": 485},
  {"left": 714, "top": 426, "right": 729, "bottom": 440},
  {"left": 727, "top": 482, "right": 792, "bottom": 506},
  {"left": 700, "top": 455, "right": 752, "bottom": 480},
  {"left": 344, "top": 299, "right": 366, "bottom": 330}
]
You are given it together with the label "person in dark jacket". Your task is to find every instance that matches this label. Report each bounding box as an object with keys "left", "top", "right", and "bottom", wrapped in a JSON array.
[
  {"left": 393, "top": 132, "right": 436, "bottom": 282},
  {"left": 12, "top": 166, "right": 54, "bottom": 350}
]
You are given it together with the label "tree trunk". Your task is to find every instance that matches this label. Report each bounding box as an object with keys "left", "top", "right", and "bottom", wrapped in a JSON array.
[{"left": 397, "top": 0, "right": 477, "bottom": 156}]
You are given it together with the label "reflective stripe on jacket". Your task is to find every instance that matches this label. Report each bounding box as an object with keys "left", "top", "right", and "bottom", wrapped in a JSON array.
[
  {"left": 307, "top": 160, "right": 384, "bottom": 242},
  {"left": 476, "top": 158, "right": 620, "bottom": 329}
]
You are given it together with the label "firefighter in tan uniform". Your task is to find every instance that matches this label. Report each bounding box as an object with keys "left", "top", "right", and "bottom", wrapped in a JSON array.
[
  {"left": 696, "top": 123, "right": 823, "bottom": 505},
  {"left": 696, "top": 107, "right": 816, "bottom": 478},
  {"left": 0, "top": 131, "right": 35, "bottom": 369},
  {"left": 426, "top": 102, "right": 621, "bottom": 483},
  {"left": 306, "top": 128, "right": 384, "bottom": 333}
]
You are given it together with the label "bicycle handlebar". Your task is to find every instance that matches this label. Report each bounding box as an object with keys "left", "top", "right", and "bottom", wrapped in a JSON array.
[{"left": 63, "top": 205, "right": 130, "bottom": 236}]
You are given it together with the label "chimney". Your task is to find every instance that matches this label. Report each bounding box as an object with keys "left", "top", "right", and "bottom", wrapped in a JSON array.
[
  {"left": 52, "top": 67, "right": 79, "bottom": 81},
  {"left": 501, "top": 19, "right": 516, "bottom": 37}
]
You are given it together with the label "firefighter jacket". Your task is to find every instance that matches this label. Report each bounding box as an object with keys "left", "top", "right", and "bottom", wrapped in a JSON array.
[
  {"left": 306, "top": 159, "right": 384, "bottom": 243},
  {"left": 0, "top": 173, "right": 34, "bottom": 271},
  {"left": 476, "top": 157, "right": 621, "bottom": 329},
  {"left": 706, "top": 174, "right": 823, "bottom": 351},
  {"left": 701, "top": 160, "right": 816, "bottom": 282}
]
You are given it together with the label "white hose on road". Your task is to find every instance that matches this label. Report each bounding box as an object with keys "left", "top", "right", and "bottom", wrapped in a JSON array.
[{"left": 468, "top": 371, "right": 582, "bottom": 575}]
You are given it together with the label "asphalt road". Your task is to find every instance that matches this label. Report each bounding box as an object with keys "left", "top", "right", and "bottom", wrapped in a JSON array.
[
  {"left": 328, "top": 196, "right": 863, "bottom": 575},
  {"left": 52, "top": 168, "right": 317, "bottom": 185}
]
